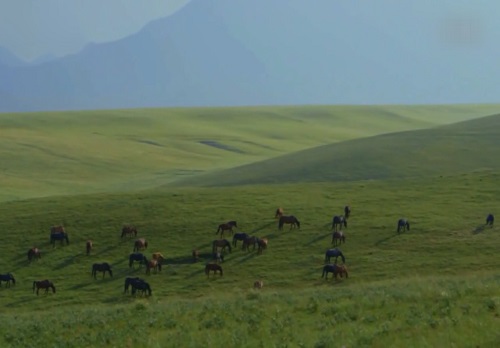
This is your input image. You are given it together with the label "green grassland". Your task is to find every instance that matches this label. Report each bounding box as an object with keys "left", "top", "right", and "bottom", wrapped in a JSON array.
[
  {"left": 1, "top": 104, "right": 500, "bottom": 202},
  {"left": 0, "top": 105, "right": 499, "bottom": 347}
]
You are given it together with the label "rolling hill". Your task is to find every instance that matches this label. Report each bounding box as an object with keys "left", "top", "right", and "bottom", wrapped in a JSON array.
[{"left": 175, "top": 112, "right": 500, "bottom": 187}]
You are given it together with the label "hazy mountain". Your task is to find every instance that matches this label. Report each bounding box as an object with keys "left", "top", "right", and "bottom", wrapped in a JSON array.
[
  {"left": 1, "top": 0, "right": 499, "bottom": 112},
  {"left": 0, "top": 46, "right": 26, "bottom": 67}
]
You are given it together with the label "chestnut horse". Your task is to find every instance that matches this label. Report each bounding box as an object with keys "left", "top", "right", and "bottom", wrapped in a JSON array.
[
  {"left": 322, "top": 264, "right": 348, "bottom": 279},
  {"left": 216, "top": 221, "right": 237, "bottom": 238},
  {"left": 133, "top": 238, "right": 148, "bottom": 252},
  {"left": 278, "top": 215, "right": 300, "bottom": 231},
  {"left": 331, "top": 231, "right": 346, "bottom": 246},
  {"left": 205, "top": 263, "right": 223, "bottom": 277},
  {"left": 146, "top": 259, "right": 161, "bottom": 275},
  {"left": 257, "top": 238, "right": 268, "bottom": 254},
  {"left": 86, "top": 240, "right": 93, "bottom": 256},
  {"left": 27, "top": 247, "right": 41, "bottom": 263},
  {"left": 33, "top": 280, "right": 56, "bottom": 295},
  {"left": 121, "top": 225, "right": 137, "bottom": 238}
]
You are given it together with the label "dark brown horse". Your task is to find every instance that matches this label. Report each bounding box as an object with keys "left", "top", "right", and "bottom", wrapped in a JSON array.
[
  {"left": 242, "top": 236, "right": 259, "bottom": 251},
  {"left": 331, "top": 231, "right": 346, "bottom": 246},
  {"left": 133, "top": 238, "right": 148, "bottom": 252},
  {"left": 321, "top": 264, "right": 349, "bottom": 280},
  {"left": 27, "top": 247, "right": 41, "bottom": 263},
  {"left": 205, "top": 263, "right": 223, "bottom": 277},
  {"left": 86, "top": 240, "right": 93, "bottom": 256},
  {"left": 121, "top": 225, "right": 138, "bottom": 238},
  {"left": 216, "top": 221, "right": 238, "bottom": 238},
  {"left": 278, "top": 215, "right": 300, "bottom": 231},
  {"left": 91, "top": 262, "right": 113, "bottom": 279},
  {"left": 344, "top": 205, "right": 351, "bottom": 219},
  {"left": 257, "top": 238, "right": 268, "bottom": 254},
  {"left": 212, "top": 239, "right": 232, "bottom": 253},
  {"left": 275, "top": 207, "right": 284, "bottom": 219},
  {"left": 33, "top": 280, "right": 56, "bottom": 295}
]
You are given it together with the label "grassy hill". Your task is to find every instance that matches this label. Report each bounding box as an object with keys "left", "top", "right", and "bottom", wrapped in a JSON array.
[
  {"left": 176, "top": 113, "right": 500, "bottom": 187},
  {"left": 2, "top": 104, "right": 500, "bottom": 202}
]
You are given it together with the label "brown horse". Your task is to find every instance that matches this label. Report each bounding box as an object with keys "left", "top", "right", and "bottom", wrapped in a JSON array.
[
  {"left": 322, "top": 264, "right": 348, "bottom": 280},
  {"left": 28, "top": 247, "right": 41, "bottom": 263},
  {"left": 216, "top": 221, "right": 237, "bottom": 238},
  {"left": 331, "top": 231, "right": 346, "bottom": 246},
  {"left": 33, "top": 280, "right": 56, "bottom": 295},
  {"left": 257, "top": 238, "right": 268, "bottom": 254},
  {"left": 254, "top": 280, "right": 264, "bottom": 289},
  {"left": 133, "top": 238, "right": 148, "bottom": 252},
  {"left": 146, "top": 259, "right": 161, "bottom": 275},
  {"left": 86, "top": 240, "right": 93, "bottom": 256},
  {"left": 50, "top": 225, "right": 65, "bottom": 234},
  {"left": 121, "top": 225, "right": 138, "bottom": 238},
  {"left": 192, "top": 249, "right": 200, "bottom": 262},
  {"left": 212, "top": 239, "right": 232, "bottom": 253},
  {"left": 278, "top": 215, "right": 301, "bottom": 231},
  {"left": 242, "top": 236, "right": 259, "bottom": 251},
  {"left": 205, "top": 263, "right": 223, "bottom": 277},
  {"left": 275, "top": 207, "right": 284, "bottom": 219}
]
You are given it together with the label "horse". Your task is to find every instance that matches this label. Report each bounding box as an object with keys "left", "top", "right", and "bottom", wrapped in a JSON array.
[
  {"left": 324, "top": 248, "right": 346, "bottom": 264},
  {"left": 121, "top": 225, "right": 137, "bottom": 238},
  {"left": 213, "top": 252, "right": 224, "bottom": 263},
  {"left": 212, "top": 239, "right": 232, "bottom": 254},
  {"left": 50, "top": 232, "right": 69, "bottom": 247},
  {"left": 232, "top": 232, "right": 249, "bottom": 247},
  {"left": 344, "top": 205, "right": 351, "bottom": 219},
  {"left": 124, "top": 277, "right": 143, "bottom": 293},
  {"left": 322, "top": 264, "right": 349, "bottom": 280},
  {"left": 242, "top": 236, "right": 259, "bottom": 251},
  {"left": 257, "top": 238, "right": 268, "bottom": 254},
  {"left": 397, "top": 219, "right": 410, "bottom": 233},
  {"left": 331, "top": 231, "right": 346, "bottom": 246},
  {"left": 27, "top": 247, "right": 41, "bottom": 263},
  {"left": 254, "top": 280, "right": 264, "bottom": 289},
  {"left": 146, "top": 259, "right": 161, "bottom": 275},
  {"left": 0, "top": 273, "right": 16, "bottom": 287},
  {"left": 278, "top": 215, "right": 301, "bottom": 231},
  {"left": 50, "top": 225, "right": 65, "bottom": 234},
  {"left": 131, "top": 280, "right": 152, "bottom": 296},
  {"left": 91, "top": 262, "right": 113, "bottom": 279},
  {"left": 205, "top": 263, "right": 223, "bottom": 277},
  {"left": 216, "top": 221, "right": 237, "bottom": 237},
  {"left": 86, "top": 240, "right": 93, "bottom": 256},
  {"left": 33, "top": 280, "right": 56, "bottom": 295},
  {"left": 275, "top": 207, "right": 284, "bottom": 219},
  {"left": 133, "top": 238, "right": 148, "bottom": 252},
  {"left": 332, "top": 215, "right": 347, "bottom": 231},
  {"left": 192, "top": 249, "right": 200, "bottom": 262},
  {"left": 129, "top": 253, "right": 148, "bottom": 268},
  {"left": 486, "top": 214, "right": 494, "bottom": 226}
]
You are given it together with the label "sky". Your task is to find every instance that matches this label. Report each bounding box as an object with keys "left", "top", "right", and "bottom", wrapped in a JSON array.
[{"left": 0, "top": 0, "right": 191, "bottom": 61}]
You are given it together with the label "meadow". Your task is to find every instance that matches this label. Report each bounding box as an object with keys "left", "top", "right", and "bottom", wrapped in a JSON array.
[{"left": 0, "top": 105, "right": 499, "bottom": 347}]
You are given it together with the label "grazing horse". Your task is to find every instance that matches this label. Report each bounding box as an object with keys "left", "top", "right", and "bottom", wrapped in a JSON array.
[
  {"left": 0, "top": 273, "right": 16, "bottom": 287},
  {"left": 322, "top": 264, "right": 349, "bottom": 279},
  {"left": 242, "top": 236, "right": 259, "bottom": 251},
  {"left": 254, "top": 280, "right": 264, "bottom": 289},
  {"left": 332, "top": 216, "right": 347, "bottom": 231},
  {"left": 86, "top": 240, "right": 93, "bottom": 256},
  {"left": 216, "top": 221, "right": 237, "bottom": 237},
  {"left": 133, "top": 238, "right": 148, "bottom": 252},
  {"left": 232, "top": 232, "right": 249, "bottom": 247},
  {"left": 146, "top": 259, "right": 161, "bottom": 275},
  {"left": 27, "top": 247, "right": 41, "bottom": 263},
  {"left": 33, "top": 280, "right": 56, "bottom": 295},
  {"left": 192, "top": 249, "right": 200, "bottom": 262},
  {"left": 397, "top": 219, "right": 410, "bottom": 233},
  {"left": 257, "top": 238, "right": 268, "bottom": 254},
  {"left": 331, "top": 231, "right": 346, "bottom": 246},
  {"left": 50, "top": 232, "right": 69, "bottom": 247},
  {"left": 344, "top": 205, "right": 351, "bottom": 219},
  {"left": 91, "top": 262, "right": 113, "bottom": 279},
  {"left": 124, "top": 277, "right": 143, "bottom": 293},
  {"left": 205, "top": 263, "right": 223, "bottom": 277},
  {"left": 212, "top": 239, "right": 232, "bottom": 254},
  {"left": 324, "top": 248, "right": 346, "bottom": 264},
  {"left": 121, "top": 225, "right": 138, "bottom": 238},
  {"left": 486, "top": 214, "right": 494, "bottom": 226},
  {"left": 275, "top": 207, "right": 284, "bottom": 219},
  {"left": 278, "top": 215, "right": 301, "bottom": 231},
  {"left": 131, "top": 280, "right": 152, "bottom": 296},
  {"left": 129, "top": 253, "right": 148, "bottom": 268}
]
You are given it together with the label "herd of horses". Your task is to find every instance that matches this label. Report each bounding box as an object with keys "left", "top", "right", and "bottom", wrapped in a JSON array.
[{"left": 1, "top": 207, "right": 494, "bottom": 296}]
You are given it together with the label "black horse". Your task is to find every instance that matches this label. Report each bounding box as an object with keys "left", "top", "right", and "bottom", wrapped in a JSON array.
[
  {"left": 129, "top": 253, "right": 148, "bottom": 268},
  {"left": 397, "top": 219, "right": 410, "bottom": 233},
  {"left": 324, "top": 248, "right": 346, "bottom": 264},
  {"left": 50, "top": 232, "right": 69, "bottom": 247},
  {"left": 91, "top": 262, "right": 113, "bottom": 279},
  {"left": 232, "top": 232, "right": 249, "bottom": 247},
  {"left": 486, "top": 214, "right": 494, "bottom": 226},
  {"left": 124, "top": 277, "right": 142, "bottom": 293},
  {"left": 278, "top": 215, "right": 301, "bottom": 231},
  {"left": 0, "top": 273, "right": 16, "bottom": 287},
  {"left": 131, "top": 279, "right": 152, "bottom": 296},
  {"left": 332, "top": 216, "right": 347, "bottom": 231},
  {"left": 344, "top": 205, "right": 351, "bottom": 219}
]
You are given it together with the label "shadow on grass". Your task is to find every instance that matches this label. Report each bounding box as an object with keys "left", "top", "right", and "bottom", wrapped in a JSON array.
[
  {"left": 305, "top": 232, "right": 331, "bottom": 246},
  {"left": 375, "top": 233, "right": 399, "bottom": 246},
  {"left": 472, "top": 224, "right": 493, "bottom": 235},
  {"left": 251, "top": 221, "right": 276, "bottom": 234}
]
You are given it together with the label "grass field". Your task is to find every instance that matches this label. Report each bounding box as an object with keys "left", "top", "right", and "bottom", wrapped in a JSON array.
[{"left": 0, "top": 105, "right": 499, "bottom": 347}]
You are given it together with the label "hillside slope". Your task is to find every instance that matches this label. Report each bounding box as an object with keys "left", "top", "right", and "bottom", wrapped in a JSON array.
[{"left": 175, "top": 113, "right": 500, "bottom": 186}]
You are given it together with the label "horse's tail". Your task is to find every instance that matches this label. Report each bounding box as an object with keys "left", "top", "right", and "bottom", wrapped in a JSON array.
[{"left": 32, "top": 281, "right": 36, "bottom": 293}]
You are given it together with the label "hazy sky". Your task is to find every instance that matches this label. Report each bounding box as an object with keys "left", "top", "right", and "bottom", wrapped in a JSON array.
[{"left": 0, "top": 0, "right": 190, "bottom": 60}]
